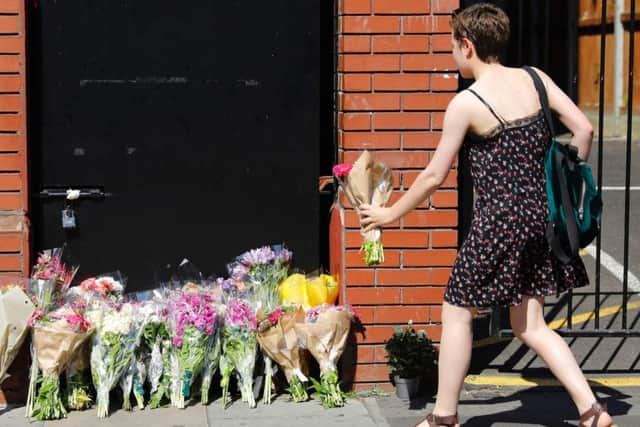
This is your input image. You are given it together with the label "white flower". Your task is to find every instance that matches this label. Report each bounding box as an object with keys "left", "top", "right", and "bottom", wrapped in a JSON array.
[
  {"left": 101, "top": 310, "right": 132, "bottom": 336},
  {"left": 85, "top": 309, "right": 103, "bottom": 330}
]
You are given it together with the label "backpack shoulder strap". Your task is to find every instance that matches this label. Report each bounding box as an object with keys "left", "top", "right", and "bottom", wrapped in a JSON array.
[{"left": 522, "top": 66, "right": 555, "bottom": 138}]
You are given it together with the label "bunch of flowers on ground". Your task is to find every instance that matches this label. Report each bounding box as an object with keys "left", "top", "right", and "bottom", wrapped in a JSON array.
[
  {"left": 26, "top": 304, "right": 93, "bottom": 420},
  {"left": 220, "top": 298, "right": 258, "bottom": 408},
  {"left": 167, "top": 291, "right": 217, "bottom": 408},
  {"left": 89, "top": 302, "right": 146, "bottom": 418}
]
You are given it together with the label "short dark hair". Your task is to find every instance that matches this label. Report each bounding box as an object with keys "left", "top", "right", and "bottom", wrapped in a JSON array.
[{"left": 451, "top": 3, "right": 510, "bottom": 63}]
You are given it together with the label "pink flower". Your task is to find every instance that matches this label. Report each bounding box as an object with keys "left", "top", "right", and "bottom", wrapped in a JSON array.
[
  {"left": 29, "top": 310, "right": 44, "bottom": 327},
  {"left": 268, "top": 307, "right": 283, "bottom": 325},
  {"left": 172, "top": 336, "right": 183, "bottom": 347},
  {"left": 80, "top": 277, "right": 96, "bottom": 292},
  {"left": 332, "top": 163, "right": 353, "bottom": 178}
]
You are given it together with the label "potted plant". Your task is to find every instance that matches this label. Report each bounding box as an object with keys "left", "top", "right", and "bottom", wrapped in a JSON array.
[{"left": 384, "top": 321, "right": 437, "bottom": 400}]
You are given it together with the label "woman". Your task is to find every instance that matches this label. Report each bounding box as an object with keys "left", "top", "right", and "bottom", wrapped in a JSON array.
[{"left": 359, "top": 4, "right": 612, "bottom": 427}]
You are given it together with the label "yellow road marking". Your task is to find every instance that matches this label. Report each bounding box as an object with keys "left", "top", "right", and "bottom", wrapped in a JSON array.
[
  {"left": 465, "top": 375, "right": 640, "bottom": 387},
  {"left": 472, "top": 301, "right": 640, "bottom": 348},
  {"left": 547, "top": 301, "right": 640, "bottom": 330}
]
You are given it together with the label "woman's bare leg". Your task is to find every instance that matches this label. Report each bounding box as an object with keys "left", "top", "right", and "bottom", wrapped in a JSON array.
[
  {"left": 417, "top": 301, "right": 475, "bottom": 426},
  {"left": 509, "top": 296, "right": 612, "bottom": 426}
]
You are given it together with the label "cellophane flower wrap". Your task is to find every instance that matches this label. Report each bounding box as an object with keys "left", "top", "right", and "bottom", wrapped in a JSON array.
[
  {"left": 28, "top": 304, "right": 93, "bottom": 420},
  {"left": 220, "top": 298, "right": 258, "bottom": 409},
  {"left": 62, "top": 273, "right": 126, "bottom": 412},
  {"left": 257, "top": 306, "right": 309, "bottom": 402},
  {"left": 125, "top": 296, "right": 166, "bottom": 409},
  {"left": 31, "top": 247, "right": 79, "bottom": 297},
  {"left": 200, "top": 288, "right": 223, "bottom": 405},
  {"left": 24, "top": 276, "right": 58, "bottom": 418},
  {"left": 294, "top": 305, "right": 356, "bottom": 408},
  {"left": 229, "top": 245, "right": 292, "bottom": 404},
  {"left": 147, "top": 313, "right": 172, "bottom": 409},
  {"left": 0, "top": 283, "right": 35, "bottom": 402},
  {"left": 333, "top": 151, "right": 393, "bottom": 266},
  {"left": 167, "top": 291, "right": 217, "bottom": 409},
  {"left": 119, "top": 300, "right": 157, "bottom": 411},
  {"left": 89, "top": 302, "right": 146, "bottom": 418}
]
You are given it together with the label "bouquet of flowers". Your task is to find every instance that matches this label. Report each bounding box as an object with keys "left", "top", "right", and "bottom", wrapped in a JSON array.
[
  {"left": 24, "top": 277, "right": 57, "bottom": 417},
  {"left": 70, "top": 274, "right": 125, "bottom": 302},
  {"left": 294, "top": 305, "right": 356, "bottom": 408},
  {"left": 0, "top": 282, "right": 35, "bottom": 396},
  {"left": 333, "top": 151, "right": 393, "bottom": 266},
  {"left": 257, "top": 306, "right": 309, "bottom": 402},
  {"left": 220, "top": 299, "right": 258, "bottom": 408},
  {"left": 279, "top": 273, "right": 340, "bottom": 309},
  {"left": 63, "top": 273, "right": 126, "bottom": 411},
  {"left": 119, "top": 300, "right": 157, "bottom": 410},
  {"left": 89, "top": 302, "right": 146, "bottom": 418},
  {"left": 200, "top": 318, "right": 222, "bottom": 405},
  {"left": 64, "top": 339, "right": 92, "bottom": 410},
  {"left": 228, "top": 245, "right": 292, "bottom": 404},
  {"left": 147, "top": 324, "right": 172, "bottom": 409},
  {"left": 167, "top": 291, "right": 217, "bottom": 408},
  {"left": 31, "top": 247, "right": 79, "bottom": 297},
  {"left": 27, "top": 304, "right": 93, "bottom": 420}
]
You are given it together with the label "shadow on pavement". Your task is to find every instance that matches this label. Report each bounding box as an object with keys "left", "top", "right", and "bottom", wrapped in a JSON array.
[
  {"left": 461, "top": 386, "right": 632, "bottom": 426},
  {"left": 388, "top": 385, "right": 633, "bottom": 426}
]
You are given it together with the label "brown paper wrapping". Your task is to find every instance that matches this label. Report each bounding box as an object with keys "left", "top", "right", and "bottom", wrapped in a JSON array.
[
  {"left": 33, "top": 319, "right": 91, "bottom": 377},
  {"left": 0, "top": 287, "right": 35, "bottom": 382},
  {"left": 257, "top": 308, "right": 307, "bottom": 383},
  {"left": 294, "top": 310, "right": 351, "bottom": 375},
  {"left": 342, "top": 151, "right": 394, "bottom": 242},
  {"left": 67, "top": 340, "right": 91, "bottom": 374}
]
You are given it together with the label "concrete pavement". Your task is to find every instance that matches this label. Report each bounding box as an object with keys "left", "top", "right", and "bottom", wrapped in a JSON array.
[
  {"left": 376, "top": 384, "right": 640, "bottom": 427},
  {"left": 2, "top": 382, "right": 637, "bottom": 427},
  {"left": 0, "top": 395, "right": 384, "bottom": 427}
]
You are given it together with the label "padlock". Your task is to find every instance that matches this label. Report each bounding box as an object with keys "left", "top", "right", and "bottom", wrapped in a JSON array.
[{"left": 61, "top": 206, "right": 77, "bottom": 229}]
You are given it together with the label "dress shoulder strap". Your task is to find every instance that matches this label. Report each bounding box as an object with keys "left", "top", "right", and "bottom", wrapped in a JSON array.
[{"left": 467, "top": 88, "right": 507, "bottom": 127}]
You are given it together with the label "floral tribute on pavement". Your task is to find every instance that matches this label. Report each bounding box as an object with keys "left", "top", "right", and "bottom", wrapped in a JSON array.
[{"left": 0, "top": 244, "right": 361, "bottom": 420}]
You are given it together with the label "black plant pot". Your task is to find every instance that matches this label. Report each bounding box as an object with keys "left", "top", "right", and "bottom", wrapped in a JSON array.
[{"left": 394, "top": 376, "right": 420, "bottom": 400}]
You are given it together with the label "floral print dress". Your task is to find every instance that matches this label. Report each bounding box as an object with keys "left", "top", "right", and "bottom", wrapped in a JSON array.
[{"left": 444, "top": 88, "right": 589, "bottom": 307}]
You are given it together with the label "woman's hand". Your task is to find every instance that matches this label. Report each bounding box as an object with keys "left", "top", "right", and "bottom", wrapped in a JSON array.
[{"left": 359, "top": 204, "right": 395, "bottom": 233}]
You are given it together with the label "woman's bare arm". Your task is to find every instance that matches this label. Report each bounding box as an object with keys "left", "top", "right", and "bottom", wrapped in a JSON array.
[{"left": 360, "top": 93, "right": 471, "bottom": 232}]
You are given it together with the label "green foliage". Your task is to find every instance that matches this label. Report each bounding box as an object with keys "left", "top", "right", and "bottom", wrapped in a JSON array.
[
  {"left": 285, "top": 376, "right": 309, "bottom": 403},
  {"left": 384, "top": 321, "right": 437, "bottom": 379},
  {"left": 309, "top": 370, "right": 355, "bottom": 408},
  {"left": 32, "top": 376, "right": 67, "bottom": 420}
]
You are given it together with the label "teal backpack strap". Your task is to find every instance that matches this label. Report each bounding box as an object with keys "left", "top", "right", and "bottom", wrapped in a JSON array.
[{"left": 523, "top": 66, "right": 581, "bottom": 263}]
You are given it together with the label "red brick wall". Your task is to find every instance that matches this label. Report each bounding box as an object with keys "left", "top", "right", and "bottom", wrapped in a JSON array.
[
  {"left": 0, "top": 0, "right": 29, "bottom": 405},
  {"left": 0, "top": 0, "right": 29, "bottom": 277},
  {"left": 335, "top": 0, "right": 460, "bottom": 391}
]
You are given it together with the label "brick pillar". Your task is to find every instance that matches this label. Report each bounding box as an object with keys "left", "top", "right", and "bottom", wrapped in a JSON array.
[
  {"left": 0, "top": 0, "right": 29, "bottom": 275},
  {"left": 0, "top": 0, "right": 30, "bottom": 405},
  {"left": 335, "top": 0, "right": 460, "bottom": 391}
]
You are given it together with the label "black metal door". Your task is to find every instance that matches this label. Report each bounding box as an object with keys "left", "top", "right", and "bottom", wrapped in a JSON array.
[{"left": 27, "top": 0, "right": 331, "bottom": 289}]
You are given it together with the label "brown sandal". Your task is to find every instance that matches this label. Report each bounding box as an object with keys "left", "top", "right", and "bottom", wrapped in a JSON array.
[
  {"left": 414, "top": 413, "right": 459, "bottom": 427},
  {"left": 579, "top": 402, "right": 611, "bottom": 427}
]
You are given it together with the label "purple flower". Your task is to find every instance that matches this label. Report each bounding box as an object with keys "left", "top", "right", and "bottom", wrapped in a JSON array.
[
  {"left": 275, "top": 247, "right": 293, "bottom": 264},
  {"left": 225, "top": 299, "right": 257, "bottom": 332},
  {"left": 228, "top": 263, "right": 249, "bottom": 281},
  {"left": 218, "top": 278, "right": 237, "bottom": 292},
  {"left": 239, "top": 246, "right": 275, "bottom": 267}
]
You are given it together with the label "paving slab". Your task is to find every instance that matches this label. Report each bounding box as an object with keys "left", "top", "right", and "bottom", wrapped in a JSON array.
[
  {"left": 205, "top": 395, "right": 378, "bottom": 427},
  {"left": 374, "top": 385, "right": 640, "bottom": 427}
]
